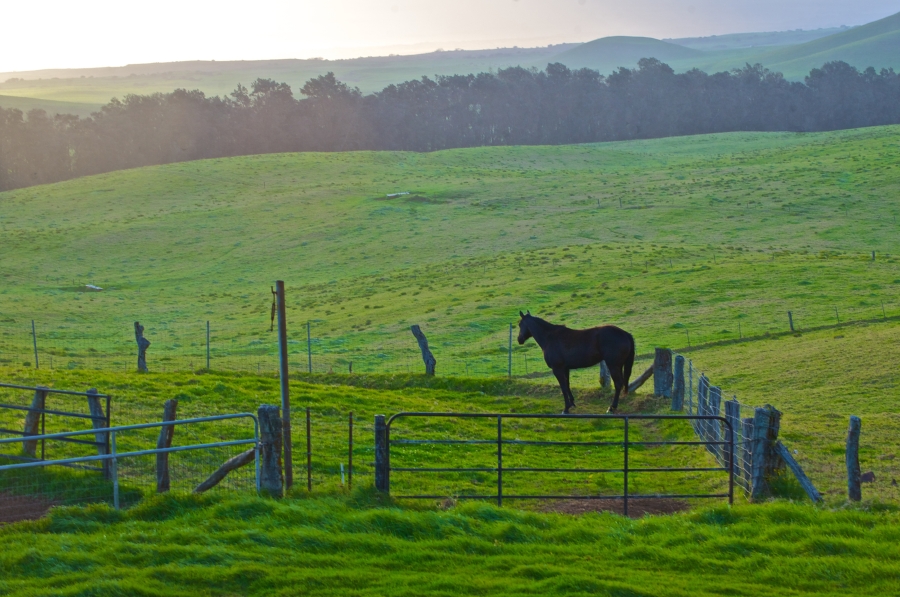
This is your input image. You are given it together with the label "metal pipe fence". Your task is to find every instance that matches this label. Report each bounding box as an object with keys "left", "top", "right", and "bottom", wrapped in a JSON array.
[
  {"left": 383, "top": 412, "right": 734, "bottom": 515},
  {"left": 0, "top": 413, "right": 259, "bottom": 522}
]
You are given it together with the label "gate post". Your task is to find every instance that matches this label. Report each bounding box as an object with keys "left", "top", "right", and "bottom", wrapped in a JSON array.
[
  {"left": 653, "top": 348, "right": 673, "bottom": 398},
  {"left": 846, "top": 416, "right": 862, "bottom": 502},
  {"left": 749, "top": 405, "right": 782, "bottom": 501},
  {"left": 375, "top": 415, "right": 389, "bottom": 493},
  {"left": 22, "top": 386, "right": 48, "bottom": 458},
  {"left": 599, "top": 361, "right": 611, "bottom": 390},
  {"left": 672, "top": 355, "right": 685, "bottom": 411},
  {"left": 258, "top": 405, "right": 284, "bottom": 497},
  {"left": 86, "top": 388, "right": 110, "bottom": 479}
]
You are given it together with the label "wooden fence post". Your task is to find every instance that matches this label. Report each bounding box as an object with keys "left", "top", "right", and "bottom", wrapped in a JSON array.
[
  {"left": 599, "top": 361, "right": 611, "bottom": 390},
  {"left": 697, "top": 374, "right": 709, "bottom": 439},
  {"left": 672, "top": 355, "right": 685, "bottom": 411},
  {"left": 846, "top": 415, "right": 861, "bottom": 502},
  {"left": 86, "top": 388, "right": 110, "bottom": 479},
  {"left": 740, "top": 417, "right": 754, "bottom": 490},
  {"left": 410, "top": 325, "right": 436, "bottom": 375},
  {"left": 22, "top": 386, "right": 48, "bottom": 458},
  {"left": 375, "top": 415, "right": 389, "bottom": 493},
  {"left": 775, "top": 441, "right": 822, "bottom": 503},
  {"left": 134, "top": 321, "right": 150, "bottom": 372},
  {"left": 258, "top": 405, "right": 284, "bottom": 497},
  {"left": 708, "top": 387, "right": 722, "bottom": 459},
  {"left": 653, "top": 348, "right": 673, "bottom": 398},
  {"left": 749, "top": 405, "right": 782, "bottom": 501},
  {"left": 155, "top": 399, "right": 178, "bottom": 493},
  {"left": 724, "top": 399, "right": 740, "bottom": 476}
]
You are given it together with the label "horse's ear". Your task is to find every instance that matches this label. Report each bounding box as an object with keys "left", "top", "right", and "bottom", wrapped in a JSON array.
[
  {"left": 519, "top": 311, "right": 525, "bottom": 318},
  {"left": 527, "top": 310, "right": 531, "bottom": 316}
]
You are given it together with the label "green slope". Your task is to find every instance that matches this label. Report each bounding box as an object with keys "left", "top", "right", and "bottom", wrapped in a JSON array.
[
  {"left": 551, "top": 36, "right": 703, "bottom": 71},
  {"left": 0, "top": 94, "right": 99, "bottom": 118}
]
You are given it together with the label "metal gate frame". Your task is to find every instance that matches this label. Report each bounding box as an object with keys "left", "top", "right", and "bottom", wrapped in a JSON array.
[
  {"left": 381, "top": 413, "right": 734, "bottom": 515},
  {"left": 0, "top": 382, "right": 111, "bottom": 471}
]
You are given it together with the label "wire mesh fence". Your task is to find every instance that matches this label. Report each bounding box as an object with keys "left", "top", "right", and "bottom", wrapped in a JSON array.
[{"left": 681, "top": 355, "right": 755, "bottom": 495}]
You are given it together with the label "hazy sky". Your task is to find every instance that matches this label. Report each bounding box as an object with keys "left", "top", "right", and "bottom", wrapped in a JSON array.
[{"left": 1, "top": 0, "right": 896, "bottom": 73}]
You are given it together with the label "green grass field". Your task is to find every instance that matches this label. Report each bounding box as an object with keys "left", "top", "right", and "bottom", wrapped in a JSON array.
[
  {"left": 2, "top": 494, "right": 899, "bottom": 596},
  {"left": 2, "top": 125, "right": 900, "bottom": 594}
]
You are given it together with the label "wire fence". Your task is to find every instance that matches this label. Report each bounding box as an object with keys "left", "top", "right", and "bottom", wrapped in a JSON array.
[
  {"left": 1, "top": 296, "right": 897, "bottom": 383},
  {"left": 681, "top": 355, "right": 756, "bottom": 495}
]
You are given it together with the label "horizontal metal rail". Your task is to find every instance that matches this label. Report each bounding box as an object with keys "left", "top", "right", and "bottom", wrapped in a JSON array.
[
  {"left": 0, "top": 402, "right": 107, "bottom": 421},
  {"left": 384, "top": 412, "right": 734, "bottom": 515},
  {"left": 0, "top": 413, "right": 261, "bottom": 508},
  {"left": 0, "top": 382, "right": 110, "bottom": 399}
]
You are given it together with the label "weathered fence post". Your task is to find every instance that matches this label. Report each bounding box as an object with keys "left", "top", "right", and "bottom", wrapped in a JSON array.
[
  {"left": 846, "top": 415, "right": 862, "bottom": 502},
  {"left": 653, "top": 348, "right": 673, "bottom": 398},
  {"left": 599, "top": 361, "right": 611, "bottom": 390},
  {"left": 749, "top": 405, "right": 782, "bottom": 501},
  {"left": 708, "top": 387, "right": 722, "bottom": 459},
  {"left": 155, "top": 399, "right": 178, "bottom": 493},
  {"left": 258, "top": 405, "right": 284, "bottom": 497},
  {"left": 724, "top": 399, "right": 740, "bottom": 476},
  {"left": 274, "top": 280, "right": 293, "bottom": 491},
  {"left": 697, "top": 374, "right": 709, "bottom": 439},
  {"left": 86, "top": 388, "right": 110, "bottom": 479},
  {"left": 787, "top": 311, "right": 794, "bottom": 332},
  {"left": 672, "top": 355, "right": 685, "bottom": 411},
  {"left": 507, "top": 323, "right": 513, "bottom": 378},
  {"left": 410, "top": 325, "right": 436, "bottom": 375},
  {"left": 134, "top": 321, "right": 150, "bottom": 372},
  {"left": 22, "top": 386, "right": 48, "bottom": 458},
  {"left": 775, "top": 441, "right": 822, "bottom": 503},
  {"left": 31, "top": 320, "right": 39, "bottom": 369},
  {"left": 374, "top": 415, "right": 389, "bottom": 493},
  {"left": 740, "top": 417, "right": 754, "bottom": 490}
]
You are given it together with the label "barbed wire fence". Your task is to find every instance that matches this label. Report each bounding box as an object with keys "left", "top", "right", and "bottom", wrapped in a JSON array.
[{"left": 0, "top": 295, "right": 897, "bottom": 382}]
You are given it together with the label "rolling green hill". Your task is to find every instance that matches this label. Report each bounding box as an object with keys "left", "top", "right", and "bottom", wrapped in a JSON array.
[
  {"left": 548, "top": 36, "right": 703, "bottom": 71},
  {"left": 0, "top": 94, "right": 98, "bottom": 118}
]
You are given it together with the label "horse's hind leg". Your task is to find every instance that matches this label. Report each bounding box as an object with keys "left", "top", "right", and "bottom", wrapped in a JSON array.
[
  {"left": 608, "top": 365, "right": 625, "bottom": 413},
  {"left": 565, "top": 369, "right": 575, "bottom": 407},
  {"left": 552, "top": 367, "right": 574, "bottom": 413}
]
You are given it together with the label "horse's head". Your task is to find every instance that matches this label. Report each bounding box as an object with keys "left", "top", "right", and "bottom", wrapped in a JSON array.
[{"left": 517, "top": 310, "right": 532, "bottom": 344}]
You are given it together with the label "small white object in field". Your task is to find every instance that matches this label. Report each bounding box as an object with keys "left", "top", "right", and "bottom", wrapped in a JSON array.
[
  {"left": 85, "top": 285, "right": 103, "bottom": 291},
  {"left": 386, "top": 192, "right": 410, "bottom": 198},
  {"left": 793, "top": 449, "right": 798, "bottom": 455}
]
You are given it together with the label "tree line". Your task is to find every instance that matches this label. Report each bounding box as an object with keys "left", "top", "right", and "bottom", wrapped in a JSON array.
[{"left": 2, "top": 59, "right": 899, "bottom": 192}]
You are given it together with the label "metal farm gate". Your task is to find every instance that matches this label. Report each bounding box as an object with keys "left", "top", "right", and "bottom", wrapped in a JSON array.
[{"left": 375, "top": 413, "right": 734, "bottom": 515}]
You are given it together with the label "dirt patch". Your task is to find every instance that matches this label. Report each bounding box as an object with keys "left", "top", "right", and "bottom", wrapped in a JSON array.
[
  {"left": 0, "top": 492, "right": 57, "bottom": 524},
  {"left": 539, "top": 497, "right": 691, "bottom": 518}
]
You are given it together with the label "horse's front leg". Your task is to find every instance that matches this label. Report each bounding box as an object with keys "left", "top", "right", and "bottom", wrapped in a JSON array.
[
  {"left": 565, "top": 370, "right": 575, "bottom": 408},
  {"left": 552, "top": 367, "right": 574, "bottom": 413}
]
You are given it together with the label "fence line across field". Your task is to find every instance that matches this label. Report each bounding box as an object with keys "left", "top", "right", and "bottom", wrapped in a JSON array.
[{"left": 1, "top": 296, "right": 897, "bottom": 377}]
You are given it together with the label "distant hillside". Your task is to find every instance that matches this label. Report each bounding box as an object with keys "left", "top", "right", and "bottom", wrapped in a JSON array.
[
  {"left": 0, "top": 94, "right": 98, "bottom": 118},
  {"left": 751, "top": 11, "right": 900, "bottom": 77},
  {"left": 666, "top": 27, "right": 850, "bottom": 51},
  {"left": 550, "top": 36, "right": 703, "bottom": 71}
]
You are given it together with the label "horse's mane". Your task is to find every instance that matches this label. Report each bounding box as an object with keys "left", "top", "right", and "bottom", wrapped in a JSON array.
[{"left": 526, "top": 315, "right": 566, "bottom": 330}]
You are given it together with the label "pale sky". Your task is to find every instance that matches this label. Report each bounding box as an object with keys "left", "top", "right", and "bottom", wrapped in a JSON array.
[{"left": 1, "top": 0, "right": 896, "bottom": 73}]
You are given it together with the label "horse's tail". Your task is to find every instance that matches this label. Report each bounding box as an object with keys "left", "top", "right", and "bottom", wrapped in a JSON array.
[{"left": 623, "top": 334, "right": 635, "bottom": 394}]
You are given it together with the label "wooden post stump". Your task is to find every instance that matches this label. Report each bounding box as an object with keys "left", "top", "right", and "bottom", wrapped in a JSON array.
[
  {"left": 22, "top": 387, "right": 48, "bottom": 457},
  {"left": 375, "top": 415, "right": 389, "bottom": 492},
  {"left": 653, "top": 348, "right": 673, "bottom": 398},
  {"left": 672, "top": 355, "right": 685, "bottom": 411},
  {"left": 749, "top": 405, "right": 782, "bottom": 501},
  {"left": 156, "top": 399, "right": 178, "bottom": 493},
  {"left": 258, "top": 405, "right": 284, "bottom": 497},
  {"left": 410, "top": 325, "right": 436, "bottom": 375},
  {"left": 86, "top": 388, "right": 110, "bottom": 479},
  {"left": 134, "top": 321, "right": 150, "bottom": 372},
  {"left": 846, "top": 415, "right": 861, "bottom": 502}
]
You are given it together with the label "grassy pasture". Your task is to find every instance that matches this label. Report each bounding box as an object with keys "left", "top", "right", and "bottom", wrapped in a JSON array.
[
  {"left": 2, "top": 493, "right": 900, "bottom": 597},
  {"left": 0, "top": 127, "right": 898, "bottom": 379}
]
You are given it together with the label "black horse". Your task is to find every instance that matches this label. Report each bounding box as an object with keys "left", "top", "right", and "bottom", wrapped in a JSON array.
[{"left": 517, "top": 311, "right": 635, "bottom": 413}]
